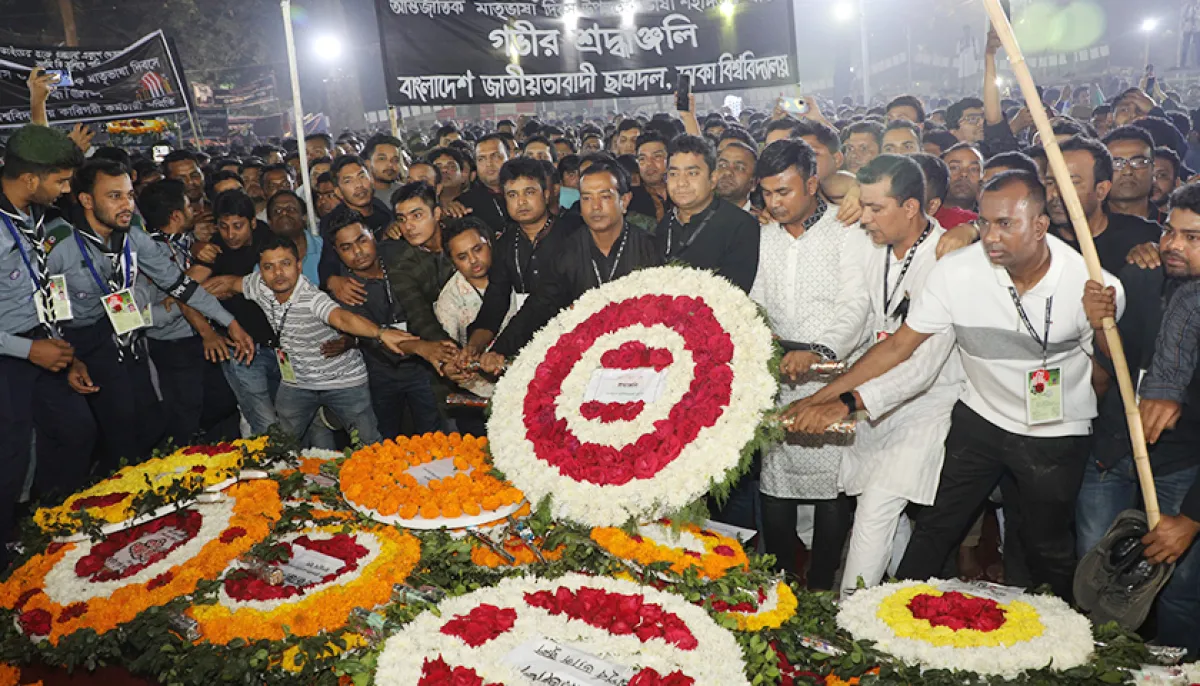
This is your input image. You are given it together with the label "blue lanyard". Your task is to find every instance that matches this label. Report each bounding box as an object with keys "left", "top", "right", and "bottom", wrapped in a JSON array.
[
  {"left": 2, "top": 213, "right": 41, "bottom": 290},
  {"left": 74, "top": 230, "right": 132, "bottom": 293}
]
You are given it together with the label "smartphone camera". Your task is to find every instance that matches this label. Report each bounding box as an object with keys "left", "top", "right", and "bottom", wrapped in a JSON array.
[
  {"left": 44, "top": 70, "right": 73, "bottom": 88},
  {"left": 675, "top": 74, "right": 692, "bottom": 112}
]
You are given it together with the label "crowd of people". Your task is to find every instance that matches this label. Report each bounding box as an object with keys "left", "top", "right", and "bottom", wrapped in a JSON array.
[{"left": 2, "top": 22, "right": 1200, "bottom": 659}]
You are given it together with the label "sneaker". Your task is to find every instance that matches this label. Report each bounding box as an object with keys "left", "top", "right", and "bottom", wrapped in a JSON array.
[{"left": 1074, "top": 509, "right": 1175, "bottom": 630}]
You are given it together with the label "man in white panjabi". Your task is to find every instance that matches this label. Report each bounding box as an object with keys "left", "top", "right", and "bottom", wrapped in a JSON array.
[
  {"left": 749, "top": 139, "right": 872, "bottom": 590},
  {"left": 817, "top": 154, "right": 966, "bottom": 595}
]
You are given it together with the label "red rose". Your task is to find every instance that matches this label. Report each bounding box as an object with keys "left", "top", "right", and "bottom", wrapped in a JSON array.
[
  {"left": 713, "top": 545, "right": 736, "bottom": 557},
  {"left": 220, "top": 527, "right": 247, "bottom": 543},
  {"left": 18, "top": 608, "right": 52, "bottom": 636}
]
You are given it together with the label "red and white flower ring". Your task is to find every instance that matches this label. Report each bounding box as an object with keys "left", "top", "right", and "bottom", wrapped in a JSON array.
[{"left": 488, "top": 267, "right": 777, "bottom": 527}]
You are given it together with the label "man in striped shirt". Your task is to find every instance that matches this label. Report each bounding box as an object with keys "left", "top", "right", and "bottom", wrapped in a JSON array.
[{"left": 221, "top": 234, "right": 417, "bottom": 447}]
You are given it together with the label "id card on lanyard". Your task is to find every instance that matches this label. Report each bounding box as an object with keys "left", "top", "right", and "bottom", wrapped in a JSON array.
[
  {"left": 271, "top": 301, "right": 297, "bottom": 383},
  {"left": 76, "top": 231, "right": 143, "bottom": 335},
  {"left": 2, "top": 214, "right": 72, "bottom": 323},
  {"left": 1008, "top": 288, "right": 1063, "bottom": 425}
]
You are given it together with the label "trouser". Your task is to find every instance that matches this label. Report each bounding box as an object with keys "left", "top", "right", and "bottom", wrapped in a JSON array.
[
  {"left": 221, "top": 346, "right": 281, "bottom": 436},
  {"left": 275, "top": 383, "right": 381, "bottom": 448},
  {"left": 896, "top": 403, "right": 1088, "bottom": 601},
  {"left": 711, "top": 450, "right": 762, "bottom": 542},
  {"left": 63, "top": 322, "right": 165, "bottom": 474},
  {"left": 148, "top": 336, "right": 205, "bottom": 446},
  {"left": 369, "top": 363, "right": 443, "bottom": 439},
  {"left": 198, "top": 355, "right": 239, "bottom": 443},
  {"left": 0, "top": 339, "right": 95, "bottom": 565},
  {"left": 761, "top": 492, "right": 852, "bottom": 590},
  {"left": 841, "top": 489, "right": 911, "bottom": 594},
  {"left": 1076, "top": 454, "right": 1200, "bottom": 657}
]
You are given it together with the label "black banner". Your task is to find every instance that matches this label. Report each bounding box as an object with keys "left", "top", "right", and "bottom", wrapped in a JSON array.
[
  {"left": 0, "top": 31, "right": 188, "bottom": 128},
  {"left": 373, "top": 0, "right": 797, "bottom": 105},
  {"left": 195, "top": 107, "right": 229, "bottom": 139}
]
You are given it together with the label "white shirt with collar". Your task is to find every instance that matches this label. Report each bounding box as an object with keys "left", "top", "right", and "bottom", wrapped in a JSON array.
[
  {"left": 906, "top": 234, "right": 1124, "bottom": 438},
  {"left": 749, "top": 202, "right": 873, "bottom": 500}
]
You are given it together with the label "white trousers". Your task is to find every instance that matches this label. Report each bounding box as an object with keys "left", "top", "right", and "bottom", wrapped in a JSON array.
[{"left": 840, "top": 489, "right": 912, "bottom": 595}]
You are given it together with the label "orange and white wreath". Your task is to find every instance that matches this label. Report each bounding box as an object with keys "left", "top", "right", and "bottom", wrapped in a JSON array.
[
  {"left": 590, "top": 521, "right": 749, "bottom": 579},
  {"left": 0, "top": 479, "right": 281, "bottom": 645}
]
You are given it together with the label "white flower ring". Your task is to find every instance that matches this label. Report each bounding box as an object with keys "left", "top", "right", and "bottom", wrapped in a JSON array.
[
  {"left": 374, "top": 572, "right": 750, "bottom": 685},
  {"left": 489, "top": 266, "right": 777, "bottom": 527},
  {"left": 837, "top": 580, "right": 1094, "bottom": 678}
]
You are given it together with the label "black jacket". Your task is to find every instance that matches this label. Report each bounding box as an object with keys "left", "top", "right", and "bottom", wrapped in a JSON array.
[
  {"left": 317, "top": 198, "right": 393, "bottom": 287},
  {"left": 468, "top": 216, "right": 575, "bottom": 338},
  {"left": 458, "top": 182, "right": 509, "bottom": 236},
  {"left": 653, "top": 196, "right": 759, "bottom": 293},
  {"left": 492, "top": 222, "right": 663, "bottom": 356}
]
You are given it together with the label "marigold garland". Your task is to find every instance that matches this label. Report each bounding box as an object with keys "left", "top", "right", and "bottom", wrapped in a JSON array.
[
  {"left": 340, "top": 433, "right": 523, "bottom": 521},
  {"left": 188, "top": 525, "right": 421, "bottom": 643},
  {"left": 720, "top": 581, "right": 798, "bottom": 632},
  {"left": 876, "top": 584, "right": 1044, "bottom": 648},
  {"left": 34, "top": 438, "right": 268, "bottom": 534},
  {"left": 105, "top": 118, "right": 169, "bottom": 135},
  {"left": 0, "top": 479, "right": 281, "bottom": 645},
  {"left": 468, "top": 533, "right": 565, "bottom": 568},
  {"left": 590, "top": 522, "right": 749, "bottom": 578}
]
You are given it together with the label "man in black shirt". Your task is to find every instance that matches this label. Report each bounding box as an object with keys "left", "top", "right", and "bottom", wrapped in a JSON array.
[
  {"left": 656, "top": 134, "right": 759, "bottom": 293},
  {"left": 319, "top": 155, "right": 393, "bottom": 297},
  {"left": 1047, "top": 136, "right": 1161, "bottom": 274},
  {"left": 1103, "top": 126, "right": 1159, "bottom": 222},
  {"left": 195, "top": 193, "right": 281, "bottom": 435},
  {"left": 482, "top": 161, "right": 662, "bottom": 366},
  {"left": 463, "top": 157, "right": 562, "bottom": 358},
  {"left": 456, "top": 133, "right": 510, "bottom": 235},
  {"left": 328, "top": 212, "right": 443, "bottom": 438}
]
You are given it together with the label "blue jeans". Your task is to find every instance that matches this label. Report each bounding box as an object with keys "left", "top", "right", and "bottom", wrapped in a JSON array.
[
  {"left": 1077, "top": 455, "right": 1200, "bottom": 656},
  {"left": 275, "top": 383, "right": 381, "bottom": 447},
  {"left": 222, "top": 347, "right": 281, "bottom": 435},
  {"left": 370, "top": 364, "right": 442, "bottom": 439}
]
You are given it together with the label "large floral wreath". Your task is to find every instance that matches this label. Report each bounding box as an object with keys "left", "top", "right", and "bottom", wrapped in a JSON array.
[
  {"left": 837, "top": 580, "right": 1094, "bottom": 678},
  {"left": 0, "top": 479, "right": 281, "bottom": 645},
  {"left": 591, "top": 521, "right": 749, "bottom": 579},
  {"left": 189, "top": 524, "right": 421, "bottom": 642},
  {"left": 374, "top": 573, "right": 750, "bottom": 685},
  {"left": 488, "top": 267, "right": 777, "bottom": 527},
  {"left": 34, "top": 438, "right": 268, "bottom": 536}
]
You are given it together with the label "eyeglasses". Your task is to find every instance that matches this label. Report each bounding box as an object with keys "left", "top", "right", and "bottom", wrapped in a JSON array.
[
  {"left": 1112, "top": 156, "right": 1152, "bottom": 171},
  {"left": 270, "top": 204, "right": 301, "bottom": 217},
  {"left": 959, "top": 114, "right": 985, "bottom": 126}
]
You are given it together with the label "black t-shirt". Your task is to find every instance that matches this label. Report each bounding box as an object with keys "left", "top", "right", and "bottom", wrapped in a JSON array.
[
  {"left": 1053, "top": 211, "right": 1161, "bottom": 276},
  {"left": 206, "top": 227, "right": 275, "bottom": 346}
]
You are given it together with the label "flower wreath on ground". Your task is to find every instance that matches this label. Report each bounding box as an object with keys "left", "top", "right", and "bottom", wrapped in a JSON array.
[
  {"left": 340, "top": 433, "right": 524, "bottom": 527},
  {"left": 34, "top": 437, "right": 269, "bottom": 535},
  {"left": 711, "top": 580, "right": 798, "bottom": 632},
  {"left": 591, "top": 521, "right": 749, "bottom": 579},
  {"left": 837, "top": 580, "right": 1094, "bottom": 678},
  {"left": 188, "top": 523, "right": 421, "bottom": 643},
  {"left": 375, "top": 572, "right": 750, "bottom": 685},
  {"left": 0, "top": 479, "right": 281, "bottom": 645},
  {"left": 488, "top": 266, "right": 778, "bottom": 528}
]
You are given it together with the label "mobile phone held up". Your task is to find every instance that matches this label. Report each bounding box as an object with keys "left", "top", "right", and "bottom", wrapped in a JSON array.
[
  {"left": 675, "top": 74, "right": 691, "bottom": 112},
  {"left": 152, "top": 145, "right": 171, "bottom": 164},
  {"left": 44, "top": 69, "right": 74, "bottom": 88},
  {"left": 780, "top": 96, "right": 809, "bottom": 116}
]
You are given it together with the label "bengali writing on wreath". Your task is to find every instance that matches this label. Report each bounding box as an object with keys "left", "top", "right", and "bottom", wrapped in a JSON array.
[{"left": 382, "top": 0, "right": 792, "bottom": 103}]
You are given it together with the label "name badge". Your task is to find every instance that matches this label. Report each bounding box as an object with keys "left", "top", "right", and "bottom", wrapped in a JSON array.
[
  {"left": 1025, "top": 366, "right": 1064, "bottom": 425},
  {"left": 103, "top": 288, "right": 146, "bottom": 335},
  {"left": 276, "top": 348, "right": 298, "bottom": 384},
  {"left": 35, "top": 274, "right": 73, "bottom": 323}
]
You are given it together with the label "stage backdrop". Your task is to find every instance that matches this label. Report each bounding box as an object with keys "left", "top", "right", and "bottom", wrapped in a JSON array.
[
  {"left": 373, "top": 0, "right": 797, "bottom": 105},
  {"left": 0, "top": 30, "right": 188, "bottom": 129}
]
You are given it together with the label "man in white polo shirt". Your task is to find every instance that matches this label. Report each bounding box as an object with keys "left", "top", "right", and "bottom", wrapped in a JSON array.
[
  {"left": 785, "top": 170, "right": 1124, "bottom": 600},
  {"left": 215, "top": 233, "right": 417, "bottom": 447}
]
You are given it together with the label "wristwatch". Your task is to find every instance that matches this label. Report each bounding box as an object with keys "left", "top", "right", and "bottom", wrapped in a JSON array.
[{"left": 839, "top": 391, "right": 858, "bottom": 415}]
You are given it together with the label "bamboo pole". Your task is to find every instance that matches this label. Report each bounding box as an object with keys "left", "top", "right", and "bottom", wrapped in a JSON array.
[
  {"left": 980, "top": 0, "right": 1160, "bottom": 528},
  {"left": 280, "top": 0, "right": 320, "bottom": 237}
]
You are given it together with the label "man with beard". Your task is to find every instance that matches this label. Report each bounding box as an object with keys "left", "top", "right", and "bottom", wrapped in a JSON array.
[
  {"left": 268, "top": 190, "right": 323, "bottom": 285},
  {"left": 479, "top": 161, "right": 662, "bottom": 367},
  {"left": 715, "top": 141, "right": 758, "bottom": 212},
  {"left": 0, "top": 125, "right": 93, "bottom": 567},
  {"left": 1047, "top": 136, "right": 1161, "bottom": 274},
  {"left": 319, "top": 156, "right": 393, "bottom": 302},
  {"left": 139, "top": 180, "right": 239, "bottom": 445},
  {"left": 461, "top": 158, "right": 559, "bottom": 359},
  {"left": 657, "top": 134, "right": 759, "bottom": 292},
  {"left": 261, "top": 163, "right": 295, "bottom": 208},
  {"left": 1103, "top": 126, "right": 1158, "bottom": 221},
  {"left": 633, "top": 131, "right": 671, "bottom": 222},
  {"left": 1152, "top": 147, "right": 1182, "bottom": 220},
  {"left": 163, "top": 150, "right": 214, "bottom": 241},
  {"left": 365, "top": 133, "right": 405, "bottom": 207},
  {"left": 457, "top": 133, "right": 510, "bottom": 234},
  {"left": 50, "top": 160, "right": 254, "bottom": 471},
  {"left": 329, "top": 213, "right": 443, "bottom": 438},
  {"left": 1077, "top": 182, "right": 1200, "bottom": 658},
  {"left": 942, "top": 143, "right": 983, "bottom": 211},
  {"left": 840, "top": 122, "right": 884, "bottom": 173},
  {"left": 748, "top": 139, "right": 872, "bottom": 588}
]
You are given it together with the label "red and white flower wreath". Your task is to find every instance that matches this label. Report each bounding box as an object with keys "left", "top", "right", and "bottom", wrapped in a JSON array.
[
  {"left": 374, "top": 573, "right": 749, "bottom": 685},
  {"left": 488, "top": 267, "right": 777, "bottom": 527}
]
